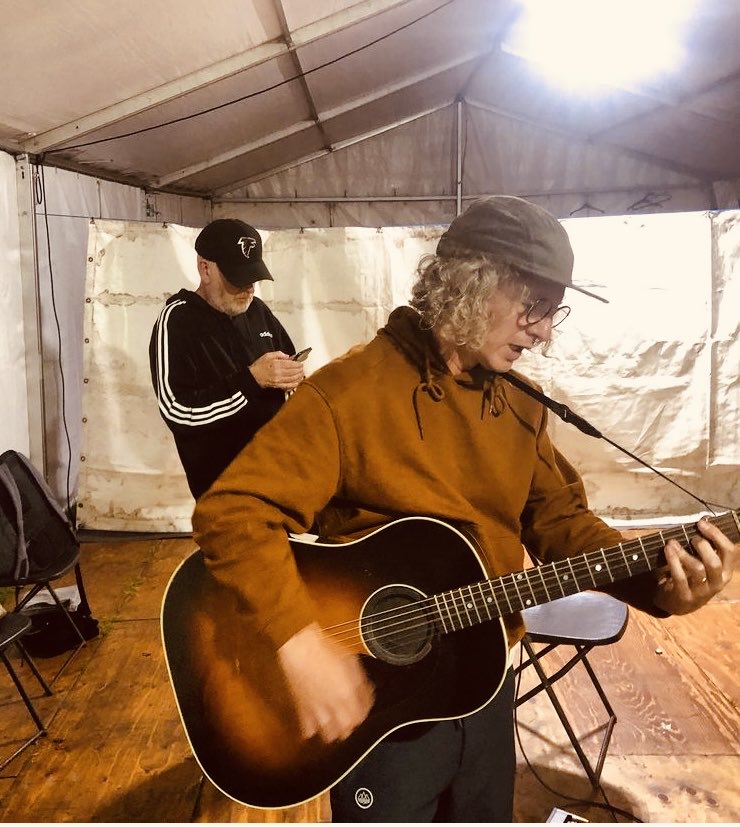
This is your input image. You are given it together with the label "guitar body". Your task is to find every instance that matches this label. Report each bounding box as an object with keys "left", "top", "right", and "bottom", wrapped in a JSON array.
[{"left": 161, "top": 517, "right": 509, "bottom": 809}]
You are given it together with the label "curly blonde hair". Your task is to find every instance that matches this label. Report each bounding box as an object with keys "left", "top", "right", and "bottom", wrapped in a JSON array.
[{"left": 410, "top": 248, "right": 533, "bottom": 350}]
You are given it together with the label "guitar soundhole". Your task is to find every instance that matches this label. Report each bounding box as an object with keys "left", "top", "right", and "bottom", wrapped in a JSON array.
[{"left": 360, "top": 585, "right": 435, "bottom": 665}]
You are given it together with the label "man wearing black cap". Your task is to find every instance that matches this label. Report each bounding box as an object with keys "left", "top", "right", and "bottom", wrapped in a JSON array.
[
  {"left": 149, "top": 218, "right": 304, "bottom": 500},
  {"left": 189, "top": 198, "right": 737, "bottom": 821}
]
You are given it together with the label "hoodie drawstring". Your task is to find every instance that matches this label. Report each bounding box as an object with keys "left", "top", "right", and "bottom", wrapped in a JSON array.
[
  {"left": 480, "top": 373, "right": 507, "bottom": 420},
  {"left": 410, "top": 348, "right": 508, "bottom": 438},
  {"left": 413, "top": 353, "right": 445, "bottom": 439}
]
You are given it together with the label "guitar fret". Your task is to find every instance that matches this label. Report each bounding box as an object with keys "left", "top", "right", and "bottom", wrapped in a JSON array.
[
  {"left": 521, "top": 570, "right": 537, "bottom": 608},
  {"left": 509, "top": 571, "right": 536, "bottom": 610},
  {"left": 433, "top": 594, "right": 449, "bottom": 634},
  {"left": 566, "top": 557, "right": 579, "bottom": 590},
  {"left": 610, "top": 548, "right": 632, "bottom": 580},
  {"left": 537, "top": 566, "right": 552, "bottom": 601},
  {"left": 440, "top": 591, "right": 456, "bottom": 631},
  {"left": 681, "top": 524, "right": 692, "bottom": 545},
  {"left": 612, "top": 549, "right": 630, "bottom": 579},
  {"left": 508, "top": 572, "right": 525, "bottom": 611},
  {"left": 637, "top": 535, "right": 651, "bottom": 567},
  {"left": 623, "top": 541, "right": 646, "bottom": 574},
  {"left": 619, "top": 542, "right": 633, "bottom": 577},
  {"left": 487, "top": 580, "right": 506, "bottom": 616},
  {"left": 458, "top": 588, "right": 473, "bottom": 627},
  {"left": 498, "top": 579, "right": 514, "bottom": 615},
  {"left": 583, "top": 553, "right": 598, "bottom": 588},
  {"left": 554, "top": 556, "right": 580, "bottom": 593},
  {"left": 477, "top": 583, "right": 493, "bottom": 620},
  {"left": 551, "top": 562, "right": 567, "bottom": 597},
  {"left": 449, "top": 589, "right": 464, "bottom": 629},
  {"left": 467, "top": 586, "right": 483, "bottom": 624},
  {"left": 600, "top": 549, "right": 615, "bottom": 583}
]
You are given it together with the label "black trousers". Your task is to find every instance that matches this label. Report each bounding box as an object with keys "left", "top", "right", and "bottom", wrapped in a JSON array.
[{"left": 329, "top": 669, "right": 515, "bottom": 822}]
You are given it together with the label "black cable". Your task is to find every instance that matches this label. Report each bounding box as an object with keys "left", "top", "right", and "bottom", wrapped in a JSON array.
[
  {"left": 35, "top": 159, "right": 74, "bottom": 518},
  {"left": 34, "top": 160, "right": 95, "bottom": 615},
  {"left": 501, "top": 371, "right": 733, "bottom": 513},
  {"left": 47, "top": 0, "right": 456, "bottom": 154},
  {"left": 513, "top": 645, "right": 644, "bottom": 823}
]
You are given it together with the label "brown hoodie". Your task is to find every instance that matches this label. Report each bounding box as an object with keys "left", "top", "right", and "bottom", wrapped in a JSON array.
[{"left": 193, "top": 306, "right": 661, "bottom": 650}]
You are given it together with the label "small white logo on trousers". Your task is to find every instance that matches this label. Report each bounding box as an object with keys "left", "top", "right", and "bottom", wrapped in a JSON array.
[{"left": 355, "top": 787, "right": 373, "bottom": 809}]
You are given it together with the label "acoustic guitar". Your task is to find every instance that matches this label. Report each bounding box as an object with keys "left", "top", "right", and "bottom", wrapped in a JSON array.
[{"left": 161, "top": 511, "right": 738, "bottom": 809}]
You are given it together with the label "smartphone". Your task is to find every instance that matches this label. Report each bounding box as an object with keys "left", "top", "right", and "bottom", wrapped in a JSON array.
[{"left": 292, "top": 347, "right": 312, "bottom": 362}]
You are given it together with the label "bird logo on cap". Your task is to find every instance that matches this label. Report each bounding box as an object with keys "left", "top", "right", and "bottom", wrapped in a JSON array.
[{"left": 237, "top": 236, "right": 257, "bottom": 258}]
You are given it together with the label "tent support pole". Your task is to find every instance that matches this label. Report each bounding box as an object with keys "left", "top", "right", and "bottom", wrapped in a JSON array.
[{"left": 456, "top": 99, "right": 463, "bottom": 216}]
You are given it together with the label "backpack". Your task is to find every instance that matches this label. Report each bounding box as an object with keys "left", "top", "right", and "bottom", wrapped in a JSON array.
[
  {"left": 0, "top": 461, "right": 29, "bottom": 579},
  {"left": 0, "top": 450, "right": 99, "bottom": 656}
]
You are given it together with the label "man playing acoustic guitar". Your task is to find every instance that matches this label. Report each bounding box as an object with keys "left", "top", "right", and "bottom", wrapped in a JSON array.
[{"left": 191, "top": 196, "right": 738, "bottom": 822}]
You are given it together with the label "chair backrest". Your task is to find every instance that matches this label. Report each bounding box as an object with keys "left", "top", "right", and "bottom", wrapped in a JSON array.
[
  {"left": 0, "top": 462, "right": 28, "bottom": 579},
  {"left": 0, "top": 450, "right": 79, "bottom": 582}
]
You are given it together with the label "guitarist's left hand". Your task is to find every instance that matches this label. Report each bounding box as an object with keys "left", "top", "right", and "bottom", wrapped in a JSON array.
[{"left": 653, "top": 517, "right": 738, "bottom": 615}]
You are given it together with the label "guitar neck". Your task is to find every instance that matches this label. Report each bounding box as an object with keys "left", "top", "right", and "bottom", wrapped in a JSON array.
[{"left": 432, "top": 510, "right": 739, "bottom": 632}]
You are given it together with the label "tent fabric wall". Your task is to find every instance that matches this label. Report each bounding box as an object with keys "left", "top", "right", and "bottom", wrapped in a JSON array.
[
  {"left": 78, "top": 210, "right": 739, "bottom": 533},
  {"left": 0, "top": 152, "right": 29, "bottom": 457},
  {"left": 518, "top": 211, "right": 739, "bottom": 520},
  {"left": 713, "top": 211, "right": 740, "bottom": 466},
  {"left": 20, "top": 160, "right": 210, "bottom": 504},
  {"left": 34, "top": 166, "right": 145, "bottom": 508},
  {"left": 78, "top": 220, "right": 438, "bottom": 531},
  {"left": 3, "top": 147, "right": 737, "bottom": 531}
]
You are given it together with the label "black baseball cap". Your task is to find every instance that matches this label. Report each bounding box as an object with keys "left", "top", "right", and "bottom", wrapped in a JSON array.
[
  {"left": 195, "top": 219, "right": 273, "bottom": 287},
  {"left": 437, "top": 196, "right": 606, "bottom": 303}
]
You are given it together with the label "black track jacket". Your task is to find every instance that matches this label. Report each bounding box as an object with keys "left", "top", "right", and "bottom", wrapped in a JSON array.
[{"left": 149, "top": 289, "right": 295, "bottom": 499}]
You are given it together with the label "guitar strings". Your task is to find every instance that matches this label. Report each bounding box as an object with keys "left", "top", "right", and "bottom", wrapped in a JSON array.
[
  {"left": 318, "top": 513, "right": 737, "bottom": 654},
  {"left": 321, "top": 514, "right": 737, "bottom": 650},
  {"left": 327, "top": 547, "right": 653, "bottom": 653}
]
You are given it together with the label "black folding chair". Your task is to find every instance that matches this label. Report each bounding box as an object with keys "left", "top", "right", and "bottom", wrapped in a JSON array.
[
  {"left": 0, "top": 611, "right": 53, "bottom": 770},
  {"left": 0, "top": 450, "right": 89, "bottom": 684},
  {"left": 515, "top": 591, "right": 629, "bottom": 786}
]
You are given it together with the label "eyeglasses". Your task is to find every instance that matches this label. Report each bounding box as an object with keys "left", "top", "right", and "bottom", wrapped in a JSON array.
[{"left": 520, "top": 298, "right": 571, "bottom": 328}]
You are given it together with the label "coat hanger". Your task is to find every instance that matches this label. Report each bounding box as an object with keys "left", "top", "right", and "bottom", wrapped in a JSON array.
[
  {"left": 569, "top": 201, "right": 605, "bottom": 216},
  {"left": 627, "top": 192, "right": 672, "bottom": 212}
]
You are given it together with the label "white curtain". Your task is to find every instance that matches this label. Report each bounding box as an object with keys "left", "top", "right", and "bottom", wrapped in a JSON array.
[
  {"left": 78, "top": 221, "right": 437, "bottom": 531},
  {"left": 519, "top": 211, "right": 739, "bottom": 523},
  {"left": 78, "top": 211, "right": 739, "bottom": 532}
]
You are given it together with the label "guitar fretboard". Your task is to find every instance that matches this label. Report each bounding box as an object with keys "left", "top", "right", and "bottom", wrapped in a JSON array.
[{"left": 431, "top": 510, "right": 739, "bottom": 633}]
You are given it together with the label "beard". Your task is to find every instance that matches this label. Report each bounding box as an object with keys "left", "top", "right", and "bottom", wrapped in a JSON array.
[{"left": 212, "top": 292, "right": 253, "bottom": 317}]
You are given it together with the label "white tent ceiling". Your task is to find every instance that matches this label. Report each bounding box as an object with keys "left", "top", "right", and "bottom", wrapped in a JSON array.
[{"left": 2, "top": 0, "right": 739, "bottom": 221}]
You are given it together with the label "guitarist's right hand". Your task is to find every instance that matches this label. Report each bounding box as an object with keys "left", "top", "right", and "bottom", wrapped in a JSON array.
[{"left": 278, "top": 622, "right": 375, "bottom": 743}]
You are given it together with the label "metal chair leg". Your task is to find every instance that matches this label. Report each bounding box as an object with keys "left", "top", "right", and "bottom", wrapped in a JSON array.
[
  {"left": 14, "top": 584, "right": 87, "bottom": 685},
  {"left": 518, "top": 636, "right": 617, "bottom": 787},
  {"left": 0, "top": 643, "right": 51, "bottom": 771}
]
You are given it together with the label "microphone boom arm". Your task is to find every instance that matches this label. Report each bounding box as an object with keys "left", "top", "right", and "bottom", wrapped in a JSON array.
[{"left": 500, "top": 371, "right": 725, "bottom": 513}]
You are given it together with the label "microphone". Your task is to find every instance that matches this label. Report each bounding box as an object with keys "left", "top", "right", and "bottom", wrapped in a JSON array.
[{"left": 500, "top": 371, "right": 729, "bottom": 513}]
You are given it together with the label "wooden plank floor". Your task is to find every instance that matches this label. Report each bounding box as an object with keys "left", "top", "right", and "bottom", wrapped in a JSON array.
[{"left": 1, "top": 535, "right": 738, "bottom": 823}]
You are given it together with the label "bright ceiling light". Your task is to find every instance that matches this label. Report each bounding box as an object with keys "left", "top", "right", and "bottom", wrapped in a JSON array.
[{"left": 504, "top": 0, "right": 696, "bottom": 93}]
